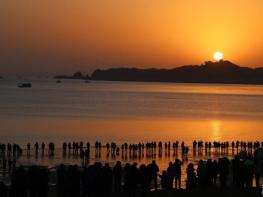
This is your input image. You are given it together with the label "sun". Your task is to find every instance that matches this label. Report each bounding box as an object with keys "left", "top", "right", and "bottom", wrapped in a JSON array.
[{"left": 213, "top": 52, "right": 223, "bottom": 61}]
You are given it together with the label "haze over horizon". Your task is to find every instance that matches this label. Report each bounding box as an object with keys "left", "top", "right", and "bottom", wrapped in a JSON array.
[{"left": 1, "top": 0, "right": 263, "bottom": 76}]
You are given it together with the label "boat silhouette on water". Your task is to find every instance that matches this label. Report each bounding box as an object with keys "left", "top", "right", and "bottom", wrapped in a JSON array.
[{"left": 17, "top": 83, "right": 32, "bottom": 88}]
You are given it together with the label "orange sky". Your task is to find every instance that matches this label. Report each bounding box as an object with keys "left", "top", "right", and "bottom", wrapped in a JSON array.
[{"left": 1, "top": 0, "right": 263, "bottom": 75}]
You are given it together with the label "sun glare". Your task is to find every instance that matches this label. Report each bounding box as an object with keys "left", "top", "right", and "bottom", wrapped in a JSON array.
[{"left": 213, "top": 52, "right": 223, "bottom": 61}]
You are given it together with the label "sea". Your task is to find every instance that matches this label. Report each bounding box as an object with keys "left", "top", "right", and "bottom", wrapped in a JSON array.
[{"left": 0, "top": 78, "right": 263, "bottom": 185}]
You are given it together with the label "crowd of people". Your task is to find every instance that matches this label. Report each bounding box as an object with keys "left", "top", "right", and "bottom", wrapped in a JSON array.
[
  {"left": 56, "top": 160, "right": 160, "bottom": 197},
  {"left": 0, "top": 140, "right": 262, "bottom": 176},
  {"left": 1, "top": 140, "right": 262, "bottom": 159},
  {"left": 0, "top": 141, "right": 262, "bottom": 196},
  {"left": 0, "top": 146, "right": 262, "bottom": 197},
  {"left": 0, "top": 144, "right": 22, "bottom": 157}
]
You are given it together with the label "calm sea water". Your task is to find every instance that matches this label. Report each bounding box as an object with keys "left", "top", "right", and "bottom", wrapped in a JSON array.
[
  {"left": 0, "top": 78, "right": 263, "bottom": 144},
  {"left": 1, "top": 78, "right": 263, "bottom": 185}
]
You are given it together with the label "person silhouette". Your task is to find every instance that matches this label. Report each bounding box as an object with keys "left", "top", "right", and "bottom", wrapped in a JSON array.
[
  {"left": 159, "top": 170, "right": 168, "bottom": 190},
  {"left": 197, "top": 160, "right": 206, "bottom": 187},
  {"left": 113, "top": 161, "right": 123, "bottom": 192},
  {"left": 27, "top": 143, "right": 31, "bottom": 156},
  {"left": 186, "top": 163, "right": 197, "bottom": 190},
  {"left": 102, "top": 163, "right": 113, "bottom": 196},
  {"left": 48, "top": 142, "right": 55, "bottom": 157},
  {"left": 56, "top": 164, "right": 66, "bottom": 197},
  {"left": 254, "top": 148, "right": 263, "bottom": 188},
  {"left": 139, "top": 164, "right": 150, "bottom": 197},
  {"left": 147, "top": 160, "right": 159, "bottom": 190},
  {"left": 244, "top": 155, "right": 254, "bottom": 188},
  {"left": 166, "top": 162, "right": 175, "bottom": 189},
  {"left": 41, "top": 142, "right": 45, "bottom": 155},
  {"left": 174, "top": 159, "right": 183, "bottom": 189},
  {"left": 218, "top": 157, "right": 230, "bottom": 187},
  {"left": 34, "top": 142, "right": 39, "bottom": 153}
]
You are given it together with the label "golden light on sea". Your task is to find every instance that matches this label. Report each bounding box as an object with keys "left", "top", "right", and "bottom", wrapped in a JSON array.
[{"left": 211, "top": 120, "right": 222, "bottom": 141}]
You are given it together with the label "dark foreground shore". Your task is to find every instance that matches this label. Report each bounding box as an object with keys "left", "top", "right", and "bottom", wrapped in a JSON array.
[
  {"left": 1, "top": 186, "right": 262, "bottom": 197},
  {"left": 154, "top": 188, "right": 261, "bottom": 197},
  {"left": 1, "top": 141, "right": 263, "bottom": 197},
  {"left": 114, "top": 188, "right": 261, "bottom": 197},
  {"left": 23, "top": 187, "right": 262, "bottom": 197}
]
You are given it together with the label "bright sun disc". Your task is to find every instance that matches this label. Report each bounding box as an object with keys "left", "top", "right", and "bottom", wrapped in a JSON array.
[{"left": 213, "top": 52, "right": 223, "bottom": 61}]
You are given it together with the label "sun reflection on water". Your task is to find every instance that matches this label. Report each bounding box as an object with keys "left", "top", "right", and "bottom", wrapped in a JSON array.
[{"left": 211, "top": 120, "right": 222, "bottom": 141}]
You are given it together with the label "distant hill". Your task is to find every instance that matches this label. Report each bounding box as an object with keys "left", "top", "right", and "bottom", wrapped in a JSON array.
[
  {"left": 91, "top": 60, "right": 263, "bottom": 84},
  {"left": 54, "top": 72, "right": 90, "bottom": 80}
]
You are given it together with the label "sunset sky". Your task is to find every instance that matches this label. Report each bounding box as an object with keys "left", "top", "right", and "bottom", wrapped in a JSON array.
[{"left": 1, "top": 0, "right": 263, "bottom": 75}]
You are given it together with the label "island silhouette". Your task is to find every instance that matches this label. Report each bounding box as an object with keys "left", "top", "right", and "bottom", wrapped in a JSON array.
[
  {"left": 54, "top": 60, "right": 263, "bottom": 85},
  {"left": 54, "top": 72, "right": 90, "bottom": 80}
]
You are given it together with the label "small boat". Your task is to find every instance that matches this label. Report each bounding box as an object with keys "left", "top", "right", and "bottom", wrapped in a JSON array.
[
  {"left": 17, "top": 83, "right": 32, "bottom": 88},
  {"left": 56, "top": 80, "right": 62, "bottom": 83}
]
